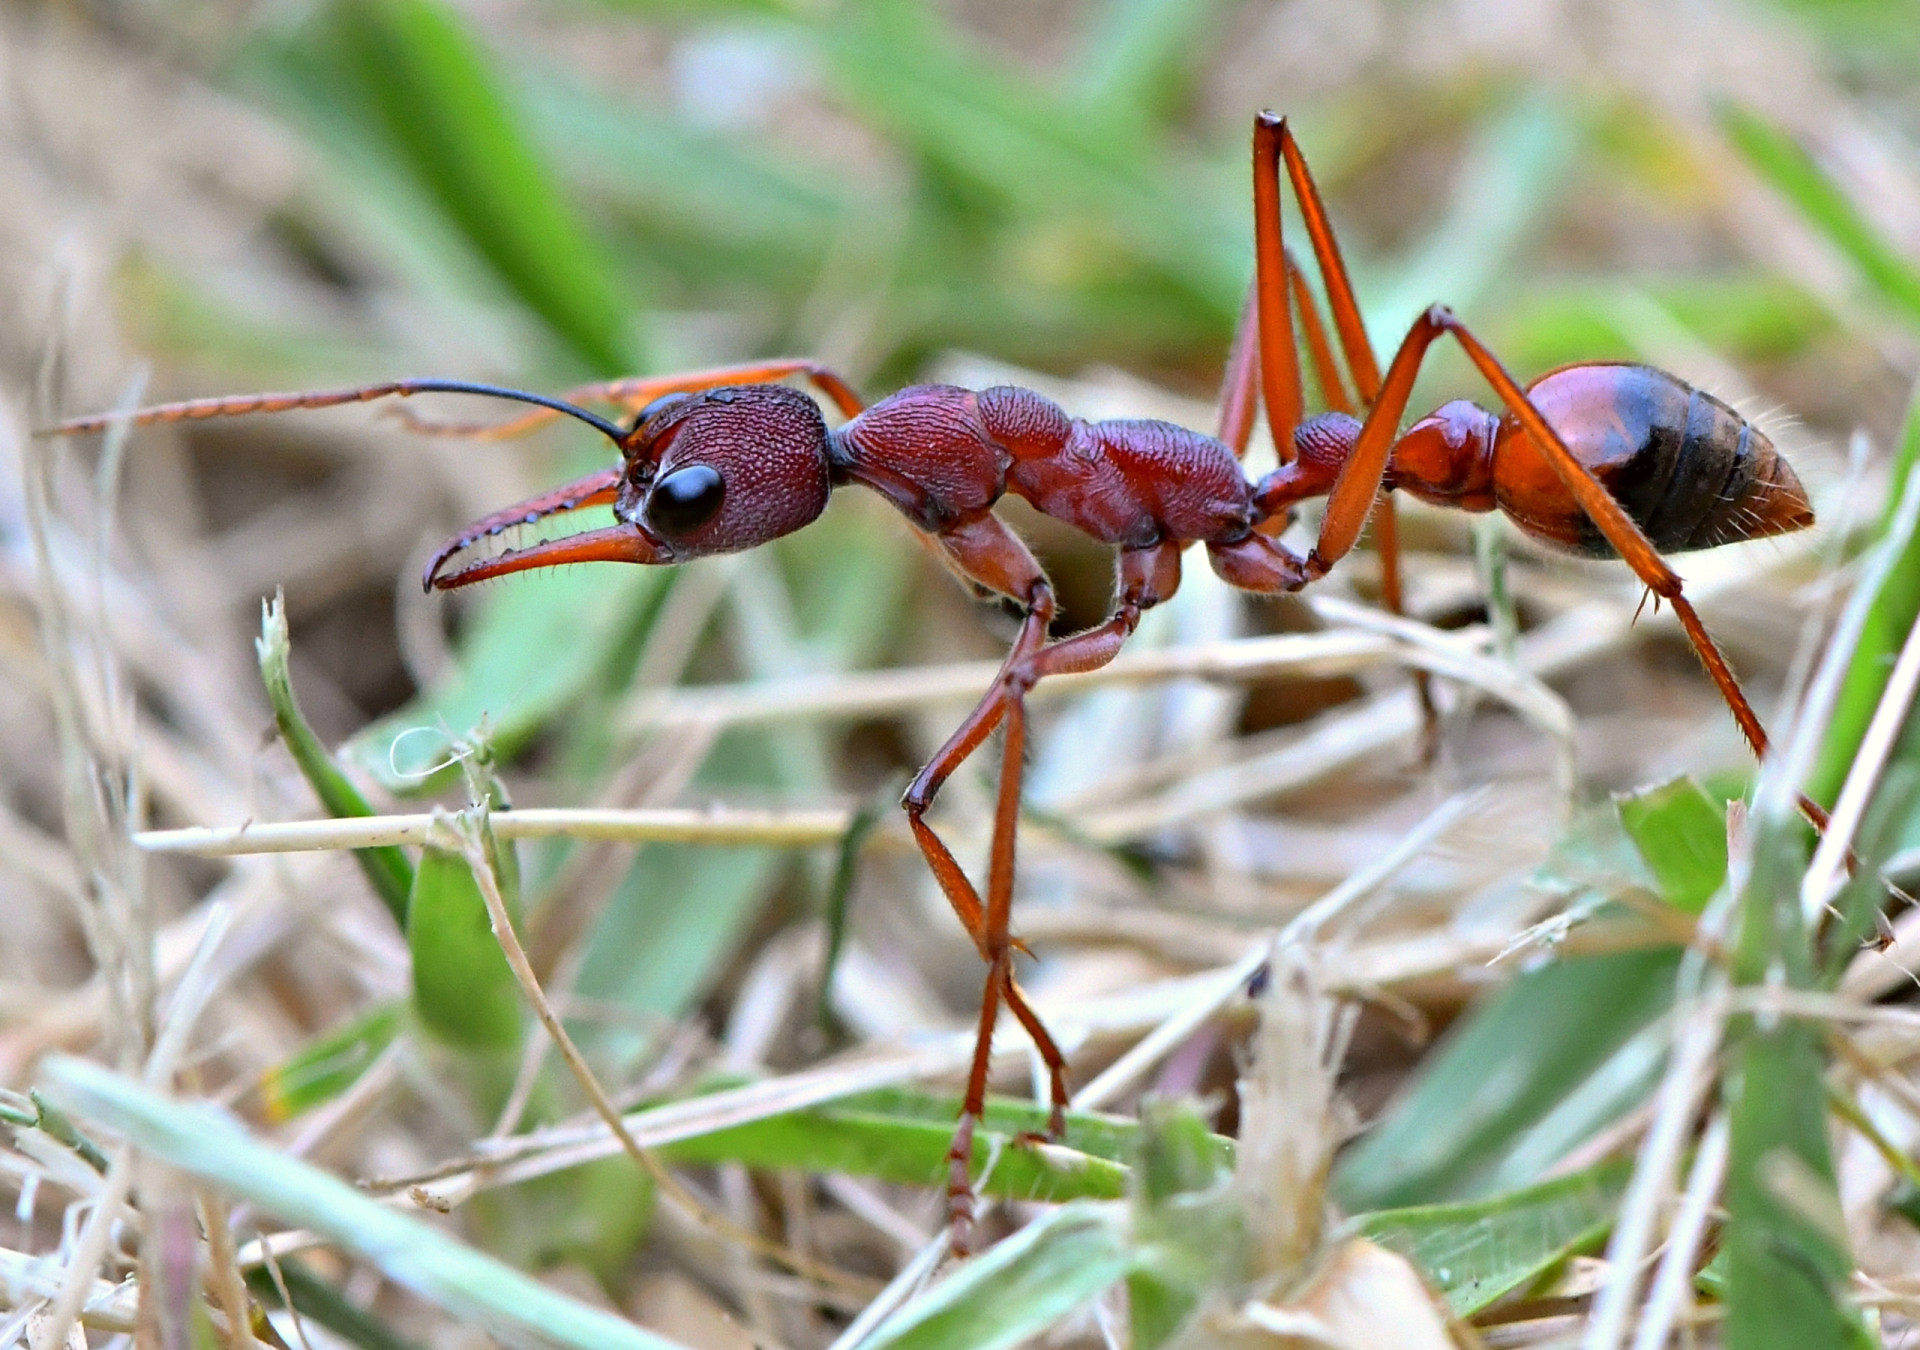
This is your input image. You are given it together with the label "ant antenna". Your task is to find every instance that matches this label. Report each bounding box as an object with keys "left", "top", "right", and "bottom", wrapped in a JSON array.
[
  {"left": 40, "top": 377, "right": 634, "bottom": 446},
  {"left": 395, "top": 382, "right": 631, "bottom": 446}
]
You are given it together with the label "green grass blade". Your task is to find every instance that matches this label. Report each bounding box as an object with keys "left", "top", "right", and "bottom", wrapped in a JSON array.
[
  {"left": 813, "top": 0, "right": 1244, "bottom": 309},
  {"left": 1334, "top": 946, "right": 1683, "bottom": 1209},
  {"left": 1367, "top": 94, "right": 1579, "bottom": 337},
  {"left": 1349, "top": 1158, "right": 1632, "bottom": 1316},
  {"left": 37, "top": 1056, "right": 692, "bottom": 1350},
  {"left": 1126, "top": 1098, "right": 1241, "bottom": 1349},
  {"left": 1616, "top": 777, "right": 1730, "bottom": 915},
  {"left": 655, "top": 1091, "right": 1135, "bottom": 1202},
  {"left": 258, "top": 594, "right": 413, "bottom": 924},
  {"left": 1721, "top": 103, "right": 1920, "bottom": 328},
  {"left": 1723, "top": 823, "right": 1871, "bottom": 1346},
  {"left": 817, "top": 794, "right": 887, "bottom": 1027},
  {"left": 573, "top": 842, "right": 781, "bottom": 1028},
  {"left": 1810, "top": 380, "right": 1920, "bottom": 806},
  {"left": 472, "top": 1158, "right": 654, "bottom": 1287},
  {"left": 1497, "top": 274, "right": 1832, "bottom": 374},
  {"left": 24, "top": 1090, "right": 110, "bottom": 1175},
  {"left": 864, "top": 1203, "right": 1136, "bottom": 1350},
  {"left": 409, "top": 837, "right": 523, "bottom": 1051},
  {"left": 247, "top": 1256, "right": 426, "bottom": 1350},
  {"left": 522, "top": 71, "right": 849, "bottom": 271},
  {"left": 352, "top": 565, "right": 668, "bottom": 793},
  {"left": 1071, "top": 0, "right": 1222, "bottom": 121},
  {"left": 325, "top": 0, "right": 640, "bottom": 372},
  {"left": 258, "top": 1002, "right": 404, "bottom": 1123}
]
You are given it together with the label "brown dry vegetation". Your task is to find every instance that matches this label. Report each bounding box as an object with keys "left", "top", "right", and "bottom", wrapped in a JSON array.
[{"left": 2, "top": 0, "right": 1919, "bottom": 1347}]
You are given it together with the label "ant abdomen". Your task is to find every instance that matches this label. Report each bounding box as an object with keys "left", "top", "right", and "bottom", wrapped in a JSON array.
[{"left": 1486, "top": 364, "right": 1814, "bottom": 558}]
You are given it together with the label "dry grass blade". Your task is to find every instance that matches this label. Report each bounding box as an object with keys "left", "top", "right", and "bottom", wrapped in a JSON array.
[
  {"left": 0, "top": 1249, "right": 136, "bottom": 1333},
  {"left": 1072, "top": 789, "right": 1483, "bottom": 1113},
  {"left": 6, "top": 4, "right": 1908, "bottom": 1343},
  {"left": 624, "top": 628, "right": 1410, "bottom": 731},
  {"left": 135, "top": 806, "right": 853, "bottom": 855},
  {"left": 1627, "top": 1110, "right": 1729, "bottom": 1350},
  {"left": 1581, "top": 982, "right": 1730, "bottom": 1350},
  {"left": 439, "top": 809, "right": 872, "bottom": 1294}
]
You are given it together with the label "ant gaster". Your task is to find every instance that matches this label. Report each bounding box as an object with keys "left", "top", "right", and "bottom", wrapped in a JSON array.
[{"left": 53, "top": 114, "right": 1818, "bottom": 1253}]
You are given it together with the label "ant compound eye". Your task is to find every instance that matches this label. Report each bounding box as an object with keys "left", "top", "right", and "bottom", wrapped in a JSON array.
[
  {"left": 646, "top": 464, "right": 725, "bottom": 535},
  {"left": 630, "top": 391, "right": 691, "bottom": 434}
]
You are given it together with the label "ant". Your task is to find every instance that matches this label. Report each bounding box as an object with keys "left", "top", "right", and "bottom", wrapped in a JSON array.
[{"left": 53, "top": 114, "right": 1819, "bottom": 1252}]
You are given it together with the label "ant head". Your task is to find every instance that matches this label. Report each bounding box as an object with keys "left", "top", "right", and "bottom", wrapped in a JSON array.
[{"left": 615, "top": 384, "right": 834, "bottom": 561}]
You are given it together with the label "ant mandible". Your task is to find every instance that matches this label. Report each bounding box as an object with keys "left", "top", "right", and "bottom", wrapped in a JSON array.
[{"left": 54, "top": 113, "right": 1818, "bottom": 1252}]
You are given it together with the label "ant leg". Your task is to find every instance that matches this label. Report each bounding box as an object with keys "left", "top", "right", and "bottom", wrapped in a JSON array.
[
  {"left": 999, "top": 972, "right": 1069, "bottom": 1140},
  {"left": 978, "top": 541, "right": 1182, "bottom": 1144},
  {"left": 1369, "top": 491, "right": 1442, "bottom": 761},
  {"left": 1311, "top": 304, "right": 1824, "bottom": 829},
  {"left": 1217, "top": 285, "right": 1261, "bottom": 455},
  {"left": 394, "top": 359, "right": 868, "bottom": 440},
  {"left": 45, "top": 362, "right": 863, "bottom": 441},
  {"left": 948, "top": 948, "right": 1008, "bottom": 1254},
  {"left": 902, "top": 516, "right": 1056, "bottom": 960},
  {"left": 1217, "top": 257, "right": 1351, "bottom": 459},
  {"left": 44, "top": 378, "right": 643, "bottom": 447},
  {"left": 46, "top": 379, "right": 525, "bottom": 436},
  {"left": 1423, "top": 315, "right": 1789, "bottom": 772},
  {"left": 1290, "top": 256, "right": 1352, "bottom": 417},
  {"left": 1249, "top": 115, "right": 1305, "bottom": 451},
  {"left": 909, "top": 535, "right": 1178, "bottom": 1244},
  {"left": 1267, "top": 114, "right": 1379, "bottom": 401},
  {"left": 1255, "top": 112, "right": 1437, "bottom": 744}
]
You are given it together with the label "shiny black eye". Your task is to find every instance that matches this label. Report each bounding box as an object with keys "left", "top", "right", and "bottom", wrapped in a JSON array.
[
  {"left": 630, "top": 392, "right": 690, "bottom": 434},
  {"left": 646, "top": 465, "right": 724, "bottom": 534}
]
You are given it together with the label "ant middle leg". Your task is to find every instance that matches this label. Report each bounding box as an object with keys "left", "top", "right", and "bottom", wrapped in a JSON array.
[{"left": 906, "top": 531, "right": 1179, "bottom": 1247}]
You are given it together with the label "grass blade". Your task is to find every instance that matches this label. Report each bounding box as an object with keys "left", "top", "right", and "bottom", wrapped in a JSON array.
[
  {"left": 258, "top": 593, "right": 413, "bottom": 925},
  {"left": 258, "top": 1002, "right": 403, "bottom": 1123},
  {"left": 1723, "top": 825, "right": 1870, "bottom": 1346},
  {"left": 1721, "top": 103, "right": 1920, "bottom": 328},
  {"left": 814, "top": 0, "right": 1244, "bottom": 308},
  {"left": 1334, "top": 945, "right": 1682, "bottom": 1209},
  {"left": 1349, "top": 1158, "right": 1631, "bottom": 1316},
  {"left": 864, "top": 1203, "right": 1135, "bottom": 1350},
  {"left": 1811, "top": 379, "right": 1920, "bottom": 805},
  {"left": 1616, "top": 777, "right": 1730, "bottom": 915},
  {"left": 325, "top": 0, "right": 639, "bottom": 372},
  {"left": 1126, "top": 1097, "right": 1241, "bottom": 1349},
  {"left": 656, "top": 1090, "right": 1136, "bottom": 1202},
  {"left": 410, "top": 832, "right": 523, "bottom": 1051},
  {"left": 247, "top": 1256, "right": 426, "bottom": 1350},
  {"left": 353, "top": 566, "right": 668, "bottom": 793},
  {"left": 1071, "top": 0, "right": 1223, "bottom": 121},
  {"left": 37, "top": 1056, "right": 692, "bottom": 1350}
]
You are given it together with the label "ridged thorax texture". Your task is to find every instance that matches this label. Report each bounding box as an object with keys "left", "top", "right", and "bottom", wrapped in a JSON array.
[
  {"left": 835, "top": 383, "right": 1254, "bottom": 549},
  {"left": 832, "top": 385, "right": 1010, "bottom": 531}
]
